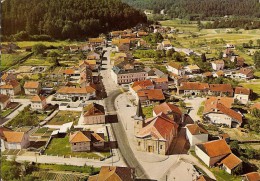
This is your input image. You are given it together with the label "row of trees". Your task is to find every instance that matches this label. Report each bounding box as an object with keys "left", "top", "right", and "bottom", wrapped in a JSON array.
[
  {"left": 2, "top": 0, "right": 147, "bottom": 40},
  {"left": 123, "top": 0, "right": 260, "bottom": 19}
]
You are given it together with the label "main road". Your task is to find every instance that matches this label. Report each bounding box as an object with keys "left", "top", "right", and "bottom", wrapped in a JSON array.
[{"left": 101, "top": 47, "right": 149, "bottom": 179}]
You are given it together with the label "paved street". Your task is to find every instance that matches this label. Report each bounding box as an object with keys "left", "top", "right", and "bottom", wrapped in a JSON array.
[{"left": 185, "top": 97, "right": 206, "bottom": 122}]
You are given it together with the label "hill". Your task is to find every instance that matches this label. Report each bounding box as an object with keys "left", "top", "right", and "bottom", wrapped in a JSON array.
[
  {"left": 1, "top": 0, "right": 147, "bottom": 40},
  {"left": 122, "top": 0, "right": 260, "bottom": 19}
]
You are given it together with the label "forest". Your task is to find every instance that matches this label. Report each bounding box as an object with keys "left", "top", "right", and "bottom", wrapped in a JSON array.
[
  {"left": 1, "top": 0, "right": 147, "bottom": 40},
  {"left": 122, "top": 0, "right": 260, "bottom": 20}
]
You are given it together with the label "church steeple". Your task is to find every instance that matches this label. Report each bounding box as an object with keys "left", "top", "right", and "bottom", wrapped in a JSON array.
[{"left": 133, "top": 100, "right": 145, "bottom": 120}]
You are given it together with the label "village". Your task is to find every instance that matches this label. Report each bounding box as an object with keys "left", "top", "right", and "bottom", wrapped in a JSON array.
[{"left": 1, "top": 23, "right": 260, "bottom": 181}]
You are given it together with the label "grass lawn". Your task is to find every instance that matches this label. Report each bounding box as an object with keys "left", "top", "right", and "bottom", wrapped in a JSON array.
[
  {"left": 39, "top": 164, "right": 100, "bottom": 174},
  {"left": 1, "top": 52, "right": 31, "bottom": 70},
  {"left": 47, "top": 111, "right": 81, "bottom": 125},
  {"left": 0, "top": 108, "right": 14, "bottom": 117},
  {"left": 22, "top": 58, "right": 53, "bottom": 66},
  {"left": 254, "top": 70, "right": 260, "bottom": 78},
  {"left": 239, "top": 80, "right": 260, "bottom": 95},
  {"left": 197, "top": 101, "right": 205, "bottom": 117},
  {"left": 45, "top": 136, "right": 101, "bottom": 159},
  {"left": 142, "top": 105, "right": 154, "bottom": 118},
  {"left": 32, "top": 127, "right": 49, "bottom": 136},
  {"left": 12, "top": 41, "right": 79, "bottom": 48}
]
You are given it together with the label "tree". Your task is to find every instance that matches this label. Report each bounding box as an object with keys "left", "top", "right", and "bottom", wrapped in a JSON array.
[
  {"left": 233, "top": 163, "right": 243, "bottom": 175},
  {"left": 48, "top": 51, "right": 60, "bottom": 66},
  {"left": 166, "top": 49, "right": 175, "bottom": 57},
  {"left": 257, "top": 39, "right": 260, "bottom": 47},
  {"left": 201, "top": 53, "right": 207, "bottom": 62},
  {"left": 249, "top": 40, "right": 254, "bottom": 47},
  {"left": 32, "top": 43, "right": 47, "bottom": 55},
  {"left": 253, "top": 51, "right": 260, "bottom": 69}
]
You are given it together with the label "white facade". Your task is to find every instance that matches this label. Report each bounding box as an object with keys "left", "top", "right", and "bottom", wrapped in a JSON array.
[
  {"left": 195, "top": 145, "right": 211, "bottom": 166},
  {"left": 204, "top": 113, "right": 241, "bottom": 127},
  {"left": 111, "top": 70, "right": 147, "bottom": 84},
  {"left": 211, "top": 62, "right": 224, "bottom": 71},
  {"left": 166, "top": 65, "right": 184, "bottom": 76},
  {"left": 55, "top": 92, "right": 96, "bottom": 101},
  {"left": 234, "top": 93, "right": 249, "bottom": 104},
  {"left": 186, "top": 129, "right": 208, "bottom": 146}
]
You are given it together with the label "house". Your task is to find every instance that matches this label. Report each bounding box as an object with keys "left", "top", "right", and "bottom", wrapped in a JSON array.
[
  {"left": 69, "top": 131, "right": 105, "bottom": 152},
  {"left": 230, "top": 56, "right": 244, "bottom": 67},
  {"left": 24, "top": 81, "right": 41, "bottom": 95},
  {"left": 153, "top": 77, "right": 168, "bottom": 90},
  {"left": 110, "top": 31, "right": 125, "bottom": 38},
  {"left": 250, "top": 102, "right": 260, "bottom": 113},
  {"left": 203, "top": 72, "right": 213, "bottom": 78},
  {"left": 209, "top": 84, "right": 234, "bottom": 97},
  {"left": 153, "top": 102, "right": 182, "bottom": 124},
  {"left": 88, "top": 38, "right": 106, "bottom": 47},
  {"left": 111, "top": 62, "right": 147, "bottom": 84},
  {"left": 211, "top": 60, "right": 224, "bottom": 71},
  {"left": 137, "top": 31, "right": 148, "bottom": 37},
  {"left": 0, "top": 80, "right": 21, "bottom": 96},
  {"left": 55, "top": 86, "right": 96, "bottom": 101},
  {"left": 242, "top": 172, "right": 260, "bottom": 181},
  {"left": 195, "top": 139, "right": 231, "bottom": 167},
  {"left": 214, "top": 70, "right": 225, "bottom": 78},
  {"left": 169, "top": 73, "right": 188, "bottom": 86},
  {"left": 80, "top": 103, "right": 105, "bottom": 125},
  {"left": 186, "top": 124, "right": 208, "bottom": 146},
  {"left": 63, "top": 68, "right": 81, "bottom": 81},
  {"left": 2, "top": 131, "right": 30, "bottom": 150},
  {"left": 137, "top": 89, "right": 165, "bottom": 105},
  {"left": 69, "top": 45, "right": 79, "bottom": 52},
  {"left": 223, "top": 48, "right": 235, "bottom": 58},
  {"left": 1, "top": 73, "right": 17, "bottom": 85},
  {"left": 219, "top": 153, "right": 242, "bottom": 174},
  {"left": 195, "top": 175, "right": 216, "bottom": 181},
  {"left": 234, "top": 87, "right": 251, "bottom": 104},
  {"left": 31, "top": 95, "right": 47, "bottom": 110},
  {"left": 185, "top": 65, "right": 201, "bottom": 74},
  {"left": 203, "top": 96, "right": 242, "bottom": 127},
  {"left": 144, "top": 67, "right": 167, "bottom": 79},
  {"left": 129, "top": 79, "right": 154, "bottom": 98},
  {"left": 162, "top": 40, "right": 172, "bottom": 50},
  {"left": 166, "top": 62, "right": 184, "bottom": 76},
  {"left": 112, "top": 38, "right": 131, "bottom": 52},
  {"left": 177, "top": 82, "right": 209, "bottom": 96},
  {"left": 87, "top": 52, "right": 101, "bottom": 60},
  {"left": 236, "top": 68, "right": 254, "bottom": 80},
  {"left": 135, "top": 113, "right": 178, "bottom": 155},
  {"left": 0, "top": 94, "right": 10, "bottom": 110},
  {"left": 88, "top": 166, "right": 135, "bottom": 181},
  {"left": 0, "top": 126, "right": 12, "bottom": 151}
]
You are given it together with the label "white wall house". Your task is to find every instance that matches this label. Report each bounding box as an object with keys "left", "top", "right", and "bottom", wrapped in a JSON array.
[
  {"left": 186, "top": 124, "right": 208, "bottom": 146},
  {"left": 2, "top": 131, "right": 30, "bottom": 150},
  {"left": 166, "top": 62, "right": 184, "bottom": 76},
  {"left": 211, "top": 60, "right": 224, "bottom": 71}
]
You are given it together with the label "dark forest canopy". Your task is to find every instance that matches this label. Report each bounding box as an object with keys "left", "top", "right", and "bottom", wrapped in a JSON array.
[
  {"left": 122, "top": 0, "right": 260, "bottom": 19},
  {"left": 1, "top": 0, "right": 147, "bottom": 40}
]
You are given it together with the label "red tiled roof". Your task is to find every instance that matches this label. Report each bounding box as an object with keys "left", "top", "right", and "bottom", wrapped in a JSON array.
[
  {"left": 3, "top": 131, "right": 25, "bottom": 143},
  {"left": 186, "top": 124, "right": 208, "bottom": 135},
  {"left": 243, "top": 172, "right": 260, "bottom": 181},
  {"left": 216, "top": 103, "right": 243, "bottom": 123},
  {"left": 212, "top": 60, "right": 224, "bottom": 64},
  {"left": 153, "top": 77, "right": 168, "bottom": 83},
  {"left": 153, "top": 102, "right": 182, "bottom": 116},
  {"left": 196, "top": 175, "right": 216, "bottom": 181},
  {"left": 179, "top": 82, "right": 209, "bottom": 91},
  {"left": 204, "top": 96, "right": 234, "bottom": 114},
  {"left": 239, "top": 68, "right": 254, "bottom": 75},
  {"left": 137, "top": 89, "right": 165, "bottom": 101},
  {"left": 69, "top": 131, "right": 91, "bottom": 143},
  {"left": 131, "top": 80, "right": 153, "bottom": 91},
  {"left": 136, "top": 113, "right": 178, "bottom": 141},
  {"left": 220, "top": 153, "right": 242, "bottom": 170},
  {"left": 31, "top": 95, "right": 46, "bottom": 102},
  {"left": 198, "top": 139, "right": 231, "bottom": 158},
  {"left": 235, "top": 87, "right": 251, "bottom": 95},
  {"left": 209, "top": 84, "right": 233, "bottom": 93},
  {"left": 24, "top": 81, "right": 39, "bottom": 89},
  {"left": 63, "top": 69, "right": 75, "bottom": 75},
  {"left": 250, "top": 103, "right": 260, "bottom": 110},
  {"left": 83, "top": 103, "right": 105, "bottom": 116},
  {"left": 0, "top": 80, "right": 20, "bottom": 89}
]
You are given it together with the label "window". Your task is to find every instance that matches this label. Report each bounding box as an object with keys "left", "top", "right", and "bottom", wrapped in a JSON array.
[
  {"left": 138, "top": 142, "right": 141, "bottom": 146},
  {"left": 160, "top": 145, "right": 163, "bottom": 149}
]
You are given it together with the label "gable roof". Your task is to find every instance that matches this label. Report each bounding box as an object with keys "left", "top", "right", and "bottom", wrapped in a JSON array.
[
  {"left": 212, "top": 60, "right": 224, "bottom": 64},
  {"left": 0, "top": 126, "right": 12, "bottom": 139},
  {"left": 250, "top": 103, "right": 260, "bottom": 110},
  {"left": 235, "top": 87, "right": 251, "bottom": 95},
  {"left": 209, "top": 84, "right": 233, "bottom": 93},
  {"left": 187, "top": 64, "right": 200, "bottom": 70},
  {"left": 179, "top": 82, "right": 209, "bottom": 91},
  {"left": 136, "top": 113, "right": 178, "bottom": 141},
  {"left": 243, "top": 172, "right": 260, "bottom": 181},
  {"left": 31, "top": 95, "right": 46, "bottom": 102},
  {"left": 168, "top": 62, "right": 183, "bottom": 70},
  {"left": 204, "top": 96, "right": 234, "bottom": 114},
  {"left": 239, "top": 68, "right": 254, "bottom": 75},
  {"left": 197, "top": 139, "right": 231, "bottom": 158},
  {"left": 216, "top": 103, "right": 243, "bottom": 123},
  {"left": 57, "top": 86, "right": 95, "bottom": 94},
  {"left": 153, "top": 102, "right": 182, "bottom": 116},
  {"left": 3, "top": 131, "right": 25, "bottom": 143},
  {"left": 69, "top": 131, "right": 91, "bottom": 143},
  {"left": 83, "top": 103, "right": 105, "bottom": 117},
  {"left": 24, "top": 81, "right": 39, "bottom": 89},
  {"left": 196, "top": 175, "right": 216, "bottom": 181},
  {"left": 153, "top": 77, "right": 168, "bottom": 83},
  {"left": 186, "top": 124, "right": 208, "bottom": 135},
  {"left": 220, "top": 153, "right": 242, "bottom": 170},
  {"left": 89, "top": 166, "right": 134, "bottom": 181},
  {"left": 131, "top": 80, "right": 153, "bottom": 91},
  {"left": 0, "top": 80, "right": 20, "bottom": 89},
  {"left": 0, "top": 94, "right": 10, "bottom": 103},
  {"left": 137, "top": 89, "right": 165, "bottom": 101}
]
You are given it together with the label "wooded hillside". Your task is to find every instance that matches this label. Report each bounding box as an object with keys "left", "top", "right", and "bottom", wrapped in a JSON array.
[{"left": 2, "top": 0, "right": 147, "bottom": 40}]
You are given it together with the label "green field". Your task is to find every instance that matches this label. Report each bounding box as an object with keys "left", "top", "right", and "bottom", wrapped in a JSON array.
[
  {"left": 142, "top": 105, "right": 154, "bottom": 118},
  {"left": 240, "top": 80, "right": 260, "bottom": 95},
  {"left": 10, "top": 41, "right": 77, "bottom": 48},
  {"left": 45, "top": 136, "right": 105, "bottom": 159},
  {"left": 47, "top": 111, "right": 81, "bottom": 125},
  {"left": 39, "top": 164, "right": 100, "bottom": 174},
  {"left": 159, "top": 19, "right": 260, "bottom": 65},
  {"left": 22, "top": 57, "right": 53, "bottom": 66},
  {"left": 1, "top": 52, "right": 31, "bottom": 70}
]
